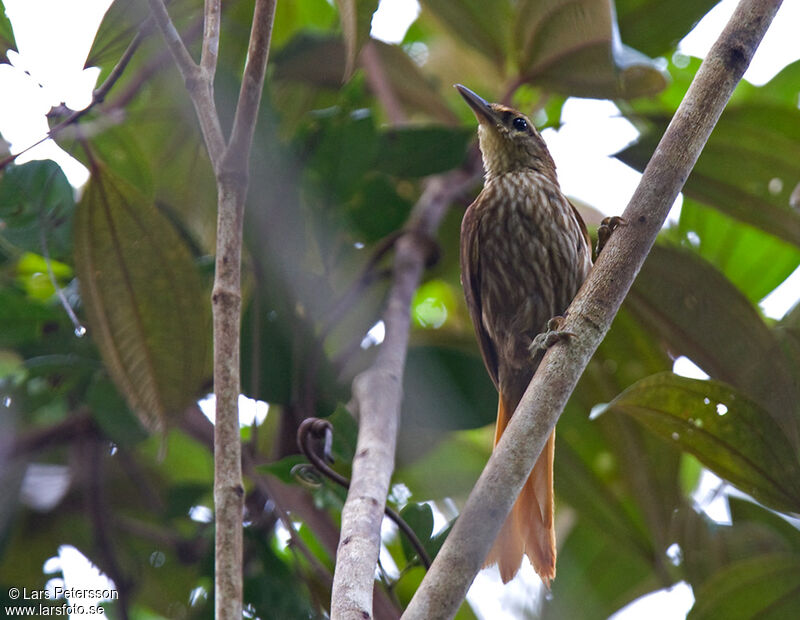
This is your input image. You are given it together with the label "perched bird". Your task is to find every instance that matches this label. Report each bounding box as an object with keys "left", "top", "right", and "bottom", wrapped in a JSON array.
[{"left": 456, "top": 84, "right": 593, "bottom": 586}]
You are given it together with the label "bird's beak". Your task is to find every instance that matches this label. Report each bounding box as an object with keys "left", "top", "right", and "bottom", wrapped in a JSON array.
[{"left": 455, "top": 84, "right": 495, "bottom": 125}]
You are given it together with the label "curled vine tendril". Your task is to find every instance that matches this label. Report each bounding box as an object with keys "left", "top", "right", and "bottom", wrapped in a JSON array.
[{"left": 297, "top": 417, "right": 432, "bottom": 569}]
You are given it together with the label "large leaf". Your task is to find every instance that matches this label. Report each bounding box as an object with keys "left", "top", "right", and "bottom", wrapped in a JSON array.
[
  {"left": 555, "top": 438, "right": 655, "bottom": 561},
  {"left": 420, "top": 0, "right": 511, "bottom": 68},
  {"left": 375, "top": 126, "right": 471, "bottom": 178},
  {"left": 372, "top": 40, "right": 460, "bottom": 124},
  {"left": 609, "top": 373, "right": 800, "bottom": 515},
  {"left": 272, "top": 35, "right": 458, "bottom": 123},
  {"left": 628, "top": 244, "right": 797, "bottom": 441},
  {"left": 0, "top": 0, "right": 16, "bottom": 61},
  {"left": 0, "top": 161, "right": 75, "bottom": 259},
  {"left": 334, "top": 0, "right": 379, "bottom": 79},
  {"left": 73, "top": 164, "right": 210, "bottom": 432},
  {"left": 616, "top": 0, "right": 718, "bottom": 57},
  {"left": 422, "top": 0, "right": 667, "bottom": 98},
  {"left": 272, "top": 0, "right": 338, "bottom": 49},
  {"left": 672, "top": 503, "right": 800, "bottom": 592},
  {"left": 688, "top": 553, "right": 800, "bottom": 620},
  {"left": 542, "top": 518, "right": 662, "bottom": 620},
  {"left": 513, "top": 0, "right": 667, "bottom": 98},
  {"left": 398, "top": 502, "right": 434, "bottom": 564},
  {"left": 669, "top": 199, "right": 800, "bottom": 304},
  {"left": 617, "top": 105, "right": 800, "bottom": 249}
]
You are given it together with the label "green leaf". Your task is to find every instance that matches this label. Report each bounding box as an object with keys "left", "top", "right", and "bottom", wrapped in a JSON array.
[
  {"left": 0, "top": 161, "right": 76, "bottom": 259},
  {"left": 334, "top": 0, "right": 379, "bottom": 79},
  {"left": 628, "top": 244, "right": 797, "bottom": 440},
  {"left": 272, "top": 0, "right": 338, "bottom": 49},
  {"left": 0, "top": 289, "right": 61, "bottom": 348},
  {"left": 688, "top": 553, "right": 800, "bottom": 620},
  {"left": 668, "top": 199, "right": 800, "bottom": 304},
  {"left": 73, "top": 164, "right": 211, "bottom": 432},
  {"left": 513, "top": 0, "right": 668, "bottom": 98},
  {"left": 0, "top": 5, "right": 15, "bottom": 61},
  {"left": 617, "top": 106, "right": 800, "bottom": 249},
  {"left": 140, "top": 430, "right": 213, "bottom": 483},
  {"left": 751, "top": 59, "right": 800, "bottom": 108},
  {"left": 616, "top": 0, "right": 718, "bottom": 57},
  {"left": 728, "top": 497, "right": 800, "bottom": 554},
  {"left": 421, "top": 0, "right": 511, "bottom": 68},
  {"left": 372, "top": 41, "right": 460, "bottom": 123},
  {"left": 273, "top": 32, "right": 347, "bottom": 89},
  {"left": 85, "top": 0, "right": 148, "bottom": 70},
  {"left": 398, "top": 502, "right": 434, "bottom": 563},
  {"left": 345, "top": 173, "right": 411, "bottom": 242},
  {"left": 609, "top": 373, "right": 800, "bottom": 514},
  {"left": 556, "top": 438, "right": 654, "bottom": 561},
  {"left": 543, "top": 518, "right": 661, "bottom": 620},
  {"left": 328, "top": 403, "right": 359, "bottom": 463},
  {"left": 304, "top": 108, "right": 379, "bottom": 202},
  {"left": 427, "top": 518, "right": 454, "bottom": 559},
  {"left": 375, "top": 126, "right": 471, "bottom": 178}
]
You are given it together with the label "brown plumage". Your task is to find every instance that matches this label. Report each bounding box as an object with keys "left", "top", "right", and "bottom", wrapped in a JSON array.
[{"left": 456, "top": 85, "right": 592, "bottom": 586}]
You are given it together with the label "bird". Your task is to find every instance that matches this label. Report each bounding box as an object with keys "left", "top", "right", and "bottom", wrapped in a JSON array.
[{"left": 456, "top": 84, "right": 593, "bottom": 586}]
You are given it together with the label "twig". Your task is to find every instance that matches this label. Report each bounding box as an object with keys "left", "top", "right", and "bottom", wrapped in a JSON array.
[
  {"left": 297, "top": 418, "right": 432, "bottom": 569},
  {"left": 224, "top": 0, "right": 276, "bottom": 173},
  {"left": 0, "top": 24, "right": 147, "bottom": 171},
  {"left": 402, "top": 1, "right": 783, "bottom": 617},
  {"left": 330, "top": 160, "right": 480, "bottom": 619},
  {"left": 145, "top": 0, "right": 225, "bottom": 165},
  {"left": 40, "top": 210, "right": 84, "bottom": 336},
  {"left": 201, "top": 0, "right": 221, "bottom": 75}
]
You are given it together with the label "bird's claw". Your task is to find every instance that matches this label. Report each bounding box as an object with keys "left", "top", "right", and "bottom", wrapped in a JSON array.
[
  {"left": 596, "top": 216, "right": 626, "bottom": 256},
  {"left": 530, "top": 316, "right": 575, "bottom": 354}
]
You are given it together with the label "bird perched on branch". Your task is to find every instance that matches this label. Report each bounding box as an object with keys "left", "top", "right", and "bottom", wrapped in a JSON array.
[{"left": 456, "top": 84, "right": 593, "bottom": 586}]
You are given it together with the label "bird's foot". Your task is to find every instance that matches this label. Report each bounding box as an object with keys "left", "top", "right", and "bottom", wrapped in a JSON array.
[
  {"left": 530, "top": 316, "right": 575, "bottom": 354},
  {"left": 596, "top": 216, "right": 626, "bottom": 256}
]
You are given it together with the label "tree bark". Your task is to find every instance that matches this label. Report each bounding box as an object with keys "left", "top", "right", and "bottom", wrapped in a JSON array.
[
  {"left": 330, "top": 168, "right": 479, "bottom": 619},
  {"left": 147, "top": 1, "right": 277, "bottom": 618}
]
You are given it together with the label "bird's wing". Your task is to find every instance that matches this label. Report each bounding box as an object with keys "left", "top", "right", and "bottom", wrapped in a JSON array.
[
  {"left": 568, "top": 200, "right": 592, "bottom": 255},
  {"left": 461, "top": 202, "right": 500, "bottom": 389}
]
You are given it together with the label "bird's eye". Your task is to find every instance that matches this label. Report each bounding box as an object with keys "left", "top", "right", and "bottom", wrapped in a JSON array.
[{"left": 512, "top": 117, "right": 528, "bottom": 132}]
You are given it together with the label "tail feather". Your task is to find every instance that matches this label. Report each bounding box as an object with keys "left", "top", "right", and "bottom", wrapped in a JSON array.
[{"left": 483, "top": 395, "right": 556, "bottom": 586}]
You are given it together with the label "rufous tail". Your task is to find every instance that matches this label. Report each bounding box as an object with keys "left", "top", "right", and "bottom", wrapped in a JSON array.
[{"left": 483, "top": 394, "right": 556, "bottom": 586}]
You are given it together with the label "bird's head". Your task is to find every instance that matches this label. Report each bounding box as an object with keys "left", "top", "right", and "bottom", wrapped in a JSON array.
[{"left": 456, "top": 84, "right": 556, "bottom": 181}]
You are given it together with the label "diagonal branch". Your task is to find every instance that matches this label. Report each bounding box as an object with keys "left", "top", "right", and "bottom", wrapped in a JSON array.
[
  {"left": 225, "top": 0, "right": 276, "bottom": 172},
  {"left": 402, "top": 0, "right": 783, "bottom": 617},
  {"left": 330, "top": 160, "right": 480, "bottom": 619}
]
